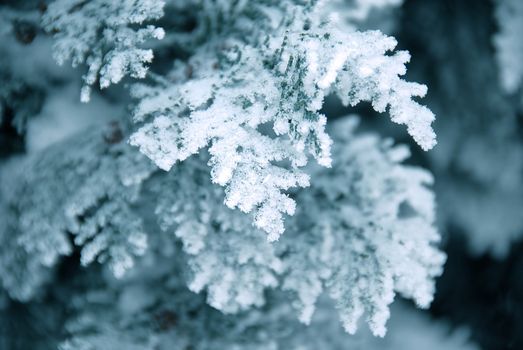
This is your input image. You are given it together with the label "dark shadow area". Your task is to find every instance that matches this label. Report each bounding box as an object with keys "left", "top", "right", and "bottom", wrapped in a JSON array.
[{"left": 431, "top": 231, "right": 523, "bottom": 350}]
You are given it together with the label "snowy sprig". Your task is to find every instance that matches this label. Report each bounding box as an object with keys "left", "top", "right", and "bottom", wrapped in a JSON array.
[
  {"left": 150, "top": 116, "right": 444, "bottom": 336},
  {"left": 153, "top": 154, "right": 284, "bottom": 313},
  {"left": 282, "top": 117, "right": 444, "bottom": 336},
  {"left": 42, "top": 0, "right": 166, "bottom": 102},
  {"left": 0, "top": 123, "right": 156, "bottom": 300},
  {"left": 130, "top": 0, "right": 436, "bottom": 241}
]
